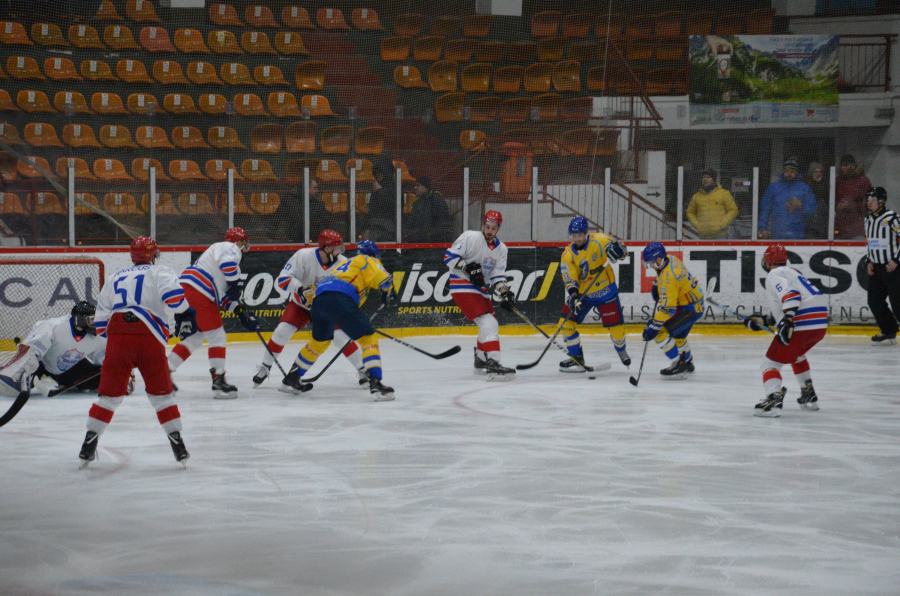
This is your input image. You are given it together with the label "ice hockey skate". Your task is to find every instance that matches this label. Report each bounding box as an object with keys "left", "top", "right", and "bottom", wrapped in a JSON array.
[
  {"left": 369, "top": 377, "right": 395, "bottom": 401},
  {"left": 211, "top": 369, "right": 238, "bottom": 399},
  {"left": 754, "top": 387, "right": 786, "bottom": 417},
  {"left": 559, "top": 353, "right": 586, "bottom": 373},
  {"left": 168, "top": 431, "right": 190, "bottom": 468},
  {"left": 660, "top": 354, "right": 690, "bottom": 380},
  {"left": 797, "top": 380, "right": 819, "bottom": 410},
  {"left": 474, "top": 347, "right": 515, "bottom": 380},
  {"left": 252, "top": 363, "right": 271, "bottom": 387},
  {"left": 871, "top": 333, "right": 897, "bottom": 346},
  {"left": 279, "top": 367, "right": 313, "bottom": 394},
  {"left": 78, "top": 431, "right": 98, "bottom": 468},
  {"left": 618, "top": 349, "right": 632, "bottom": 367},
  {"left": 357, "top": 368, "right": 373, "bottom": 388}
]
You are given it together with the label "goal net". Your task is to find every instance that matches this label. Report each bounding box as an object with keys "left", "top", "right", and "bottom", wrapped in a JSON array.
[{"left": 0, "top": 257, "right": 104, "bottom": 367}]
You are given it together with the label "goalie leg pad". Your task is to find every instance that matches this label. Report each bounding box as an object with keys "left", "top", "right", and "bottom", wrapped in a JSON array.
[{"left": 0, "top": 345, "right": 39, "bottom": 396}]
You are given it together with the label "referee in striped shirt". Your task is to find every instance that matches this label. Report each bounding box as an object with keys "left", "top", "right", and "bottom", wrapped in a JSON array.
[{"left": 864, "top": 187, "right": 900, "bottom": 345}]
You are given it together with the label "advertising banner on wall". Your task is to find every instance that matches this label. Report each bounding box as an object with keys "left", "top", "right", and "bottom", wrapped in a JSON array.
[{"left": 689, "top": 35, "right": 840, "bottom": 125}]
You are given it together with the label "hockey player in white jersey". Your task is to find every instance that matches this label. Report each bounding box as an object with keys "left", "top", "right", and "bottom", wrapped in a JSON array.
[
  {"left": 0, "top": 301, "right": 106, "bottom": 397},
  {"left": 168, "top": 227, "right": 260, "bottom": 399},
  {"left": 444, "top": 210, "right": 516, "bottom": 380},
  {"left": 252, "top": 229, "right": 369, "bottom": 387},
  {"left": 79, "top": 236, "right": 198, "bottom": 468},
  {"left": 745, "top": 244, "right": 829, "bottom": 417}
]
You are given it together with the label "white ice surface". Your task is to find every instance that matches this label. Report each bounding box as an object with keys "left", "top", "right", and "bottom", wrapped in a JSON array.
[{"left": 1, "top": 335, "right": 899, "bottom": 596}]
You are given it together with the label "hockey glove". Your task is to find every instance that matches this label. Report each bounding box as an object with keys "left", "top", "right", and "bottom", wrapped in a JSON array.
[
  {"left": 566, "top": 288, "right": 583, "bottom": 316},
  {"left": 744, "top": 314, "right": 775, "bottom": 332},
  {"left": 224, "top": 280, "right": 244, "bottom": 304},
  {"left": 238, "top": 308, "right": 261, "bottom": 332},
  {"left": 298, "top": 286, "right": 316, "bottom": 310},
  {"left": 651, "top": 279, "right": 659, "bottom": 303},
  {"left": 174, "top": 307, "right": 198, "bottom": 340},
  {"left": 776, "top": 313, "right": 795, "bottom": 345},
  {"left": 642, "top": 319, "right": 663, "bottom": 342},
  {"left": 607, "top": 241, "right": 627, "bottom": 262},
  {"left": 494, "top": 281, "right": 516, "bottom": 312},
  {"left": 381, "top": 286, "right": 398, "bottom": 308},
  {"left": 464, "top": 262, "right": 486, "bottom": 288}
]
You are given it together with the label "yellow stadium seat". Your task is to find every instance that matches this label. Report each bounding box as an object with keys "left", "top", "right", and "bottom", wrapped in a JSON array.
[
  {"left": 32, "top": 23, "right": 67, "bottom": 47},
  {"left": 435, "top": 92, "right": 464, "bottom": 122},
  {"left": 395, "top": 13, "right": 425, "bottom": 37},
  {"left": 100, "top": 124, "right": 137, "bottom": 148},
  {"left": 55, "top": 157, "right": 96, "bottom": 180},
  {"left": 127, "top": 0, "right": 161, "bottom": 22},
  {"left": 172, "top": 126, "right": 210, "bottom": 149},
  {"left": 187, "top": 61, "right": 223, "bottom": 85},
  {"left": 222, "top": 62, "right": 255, "bottom": 85},
  {"left": 132, "top": 158, "right": 170, "bottom": 181},
  {"left": 29, "top": 192, "right": 65, "bottom": 215},
  {"left": 178, "top": 193, "right": 216, "bottom": 215},
  {"left": 234, "top": 93, "right": 268, "bottom": 116},
  {"left": 136, "top": 125, "right": 173, "bottom": 148},
  {"left": 268, "top": 91, "right": 302, "bottom": 117},
  {"left": 428, "top": 60, "right": 458, "bottom": 92},
  {"left": 242, "top": 159, "right": 278, "bottom": 181},
  {"left": 208, "top": 126, "right": 245, "bottom": 149},
  {"left": 127, "top": 93, "right": 160, "bottom": 114},
  {"left": 275, "top": 31, "right": 308, "bottom": 55},
  {"left": 139, "top": 26, "right": 175, "bottom": 52},
  {"left": 282, "top": 6, "right": 314, "bottom": 28},
  {"left": 24, "top": 122, "right": 63, "bottom": 147},
  {"left": 460, "top": 130, "right": 487, "bottom": 151},
  {"left": 250, "top": 192, "right": 280, "bottom": 215},
  {"left": 320, "top": 125, "right": 352, "bottom": 155},
  {"left": 537, "top": 37, "right": 566, "bottom": 62},
  {"left": 506, "top": 41, "right": 537, "bottom": 63},
  {"left": 0, "top": 192, "right": 26, "bottom": 214},
  {"left": 170, "top": 159, "right": 207, "bottom": 181},
  {"left": 463, "top": 15, "right": 492, "bottom": 37},
  {"left": 346, "top": 158, "right": 374, "bottom": 182},
  {"left": 206, "top": 160, "right": 243, "bottom": 180},
  {"left": 104, "top": 25, "right": 140, "bottom": 50},
  {"left": 317, "top": 8, "right": 349, "bottom": 29},
  {"left": 0, "top": 21, "right": 31, "bottom": 45},
  {"left": 199, "top": 93, "right": 228, "bottom": 115},
  {"left": 251, "top": 124, "right": 283, "bottom": 153},
  {"left": 97, "top": 0, "right": 123, "bottom": 20},
  {"left": 246, "top": 5, "right": 278, "bottom": 28},
  {"left": 54, "top": 91, "right": 92, "bottom": 114},
  {"left": 431, "top": 16, "right": 460, "bottom": 37},
  {"left": 533, "top": 93, "right": 561, "bottom": 121},
  {"left": 499, "top": 97, "right": 531, "bottom": 123},
  {"left": 301, "top": 94, "right": 336, "bottom": 116},
  {"left": 655, "top": 11, "right": 684, "bottom": 39},
  {"left": 81, "top": 59, "right": 117, "bottom": 81},
  {"left": 532, "top": 11, "right": 560, "bottom": 37},
  {"left": 63, "top": 124, "right": 102, "bottom": 148},
  {"left": 524, "top": 62, "right": 553, "bottom": 93},
  {"left": 153, "top": 60, "right": 188, "bottom": 84},
  {"left": 469, "top": 96, "right": 500, "bottom": 122},
  {"left": 285, "top": 122, "right": 316, "bottom": 153},
  {"left": 116, "top": 59, "right": 153, "bottom": 83},
  {"left": 241, "top": 31, "right": 275, "bottom": 54},
  {"left": 175, "top": 28, "right": 209, "bottom": 53},
  {"left": 208, "top": 30, "right": 243, "bottom": 54},
  {"left": 381, "top": 36, "right": 410, "bottom": 61},
  {"left": 163, "top": 93, "right": 200, "bottom": 115},
  {"left": 0, "top": 123, "right": 22, "bottom": 145},
  {"left": 68, "top": 24, "right": 104, "bottom": 49},
  {"left": 394, "top": 65, "right": 428, "bottom": 89},
  {"left": 295, "top": 61, "right": 325, "bottom": 90},
  {"left": 7, "top": 56, "right": 43, "bottom": 80},
  {"left": 475, "top": 41, "right": 506, "bottom": 62},
  {"left": 321, "top": 192, "right": 349, "bottom": 214},
  {"left": 413, "top": 36, "right": 443, "bottom": 62},
  {"left": 563, "top": 13, "right": 592, "bottom": 38},
  {"left": 44, "top": 57, "right": 81, "bottom": 81},
  {"left": 254, "top": 65, "right": 288, "bottom": 85},
  {"left": 553, "top": 60, "right": 581, "bottom": 92},
  {"left": 444, "top": 39, "right": 473, "bottom": 62},
  {"left": 142, "top": 193, "right": 178, "bottom": 215},
  {"left": 104, "top": 193, "right": 141, "bottom": 216},
  {"left": 462, "top": 63, "right": 492, "bottom": 92},
  {"left": 210, "top": 4, "right": 243, "bottom": 27},
  {"left": 94, "top": 158, "right": 134, "bottom": 181},
  {"left": 352, "top": 8, "right": 385, "bottom": 31},
  {"left": 17, "top": 157, "right": 53, "bottom": 179},
  {"left": 355, "top": 127, "right": 385, "bottom": 156},
  {"left": 17, "top": 90, "right": 55, "bottom": 113},
  {"left": 493, "top": 66, "right": 524, "bottom": 93}
]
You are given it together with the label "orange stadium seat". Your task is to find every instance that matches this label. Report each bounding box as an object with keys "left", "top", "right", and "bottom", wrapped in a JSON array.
[
  {"left": 268, "top": 91, "right": 302, "bottom": 117},
  {"left": 464, "top": 63, "right": 494, "bottom": 93},
  {"left": 222, "top": 62, "right": 255, "bottom": 85},
  {"left": 537, "top": 37, "right": 566, "bottom": 62},
  {"left": 322, "top": 192, "right": 349, "bottom": 214},
  {"left": 103, "top": 25, "right": 140, "bottom": 50},
  {"left": 139, "top": 26, "right": 174, "bottom": 52},
  {"left": 444, "top": 39, "right": 472, "bottom": 62},
  {"left": 413, "top": 36, "right": 443, "bottom": 62},
  {"left": 282, "top": 6, "right": 314, "bottom": 28},
  {"left": 562, "top": 128, "right": 619, "bottom": 156},
  {"left": 29, "top": 193, "right": 65, "bottom": 215},
  {"left": 178, "top": 193, "right": 216, "bottom": 215},
  {"left": 68, "top": 24, "right": 104, "bottom": 48},
  {"left": 241, "top": 31, "right": 275, "bottom": 54},
  {"left": 317, "top": 8, "right": 349, "bottom": 30},
  {"left": 285, "top": 121, "right": 316, "bottom": 153},
  {"left": 533, "top": 93, "right": 561, "bottom": 121},
  {"left": 531, "top": 11, "right": 560, "bottom": 37},
  {"left": 17, "top": 90, "right": 55, "bottom": 113},
  {"left": 469, "top": 96, "right": 500, "bottom": 122},
  {"left": 567, "top": 41, "right": 596, "bottom": 62},
  {"left": 206, "top": 159, "right": 243, "bottom": 180},
  {"left": 524, "top": 62, "right": 553, "bottom": 92},
  {"left": 646, "top": 68, "right": 675, "bottom": 95},
  {"left": 355, "top": 192, "right": 371, "bottom": 214},
  {"left": 553, "top": 60, "right": 581, "bottom": 92},
  {"left": 355, "top": 127, "right": 385, "bottom": 155},
  {"left": 463, "top": 15, "right": 492, "bottom": 37},
  {"left": 142, "top": 193, "right": 178, "bottom": 215},
  {"left": 234, "top": 93, "right": 268, "bottom": 116},
  {"left": 172, "top": 126, "right": 210, "bottom": 149},
  {"left": 199, "top": 93, "right": 228, "bottom": 115},
  {"left": 352, "top": 8, "right": 385, "bottom": 31},
  {"left": 596, "top": 12, "right": 625, "bottom": 38},
  {"left": 24, "top": 122, "right": 63, "bottom": 147},
  {"left": 431, "top": 16, "right": 460, "bottom": 38},
  {"left": 210, "top": 3, "right": 243, "bottom": 26},
  {"left": 428, "top": 60, "right": 458, "bottom": 92},
  {"left": 0, "top": 21, "right": 31, "bottom": 45},
  {"left": 127, "top": 93, "right": 160, "bottom": 114},
  {"left": 242, "top": 159, "right": 278, "bottom": 180},
  {"left": 394, "top": 65, "right": 428, "bottom": 88},
  {"left": 686, "top": 11, "right": 714, "bottom": 36},
  {"left": 32, "top": 23, "right": 67, "bottom": 47},
  {"left": 175, "top": 28, "right": 209, "bottom": 53},
  {"left": 627, "top": 41, "right": 655, "bottom": 62},
  {"left": 656, "top": 40, "right": 685, "bottom": 62},
  {"left": 94, "top": 158, "right": 134, "bottom": 181},
  {"left": 314, "top": 159, "right": 348, "bottom": 183},
  {"left": 507, "top": 41, "right": 537, "bottom": 63},
  {"left": 560, "top": 96, "right": 592, "bottom": 122},
  {"left": 295, "top": 61, "right": 325, "bottom": 90},
  {"left": 246, "top": 5, "right": 278, "bottom": 28},
  {"left": 251, "top": 124, "right": 283, "bottom": 153},
  {"left": 170, "top": 159, "right": 206, "bottom": 180},
  {"left": 254, "top": 65, "right": 288, "bottom": 85},
  {"left": 218, "top": 192, "right": 252, "bottom": 214},
  {"left": 493, "top": 66, "right": 524, "bottom": 93},
  {"left": 55, "top": 157, "right": 96, "bottom": 180},
  {"left": 501, "top": 128, "right": 535, "bottom": 149},
  {"left": 209, "top": 30, "right": 243, "bottom": 54},
  {"left": 208, "top": 126, "right": 245, "bottom": 149},
  {"left": 250, "top": 192, "right": 279, "bottom": 215},
  {"left": 499, "top": 97, "right": 531, "bottom": 123},
  {"left": 104, "top": 193, "right": 141, "bottom": 216},
  {"left": 321, "top": 125, "right": 351, "bottom": 155},
  {"left": 100, "top": 124, "right": 137, "bottom": 148},
  {"left": 625, "top": 15, "right": 653, "bottom": 39},
  {"left": 275, "top": 32, "right": 309, "bottom": 55},
  {"left": 117, "top": 59, "right": 153, "bottom": 83},
  {"left": 587, "top": 65, "right": 611, "bottom": 93},
  {"left": 284, "top": 159, "right": 311, "bottom": 183},
  {"left": 381, "top": 36, "right": 410, "bottom": 61},
  {"left": 153, "top": 60, "right": 188, "bottom": 84},
  {"left": 17, "top": 157, "right": 53, "bottom": 179},
  {"left": 127, "top": 0, "right": 161, "bottom": 22},
  {"left": 81, "top": 59, "right": 117, "bottom": 82},
  {"left": 301, "top": 94, "right": 336, "bottom": 116},
  {"left": 460, "top": 130, "right": 487, "bottom": 151},
  {"left": 747, "top": 8, "right": 776, "bottom": 34},
  {"left": 562, "top": 13, "right": 591, "bottom": 39},
  {"left": 435, "top": 92, "right": 464, "bottom": 122},
  {"left": 0, "top": 155, "right": 18, "bottom": 180},
  {"left": 0, "top": 192, "right": 26, "bottom": 214},
  {"left": 655, "top": 11, "right": 684, "bottom": 39},
  {"left": 188, "top": 61, "right": 223, "bottom": 85},
  {"left": 163, "top": 93, "right": 200, "bottom": 115},
  {"left": 474, "top": 41, "right": 505, "bottom": 63},
  {"left": 54, "top": 92, "right": 92, "bottom": 114},
  {"left": 395, "top": 13, "right": 425, "bottom": 37},
  {"left": 132, "top": 158, "right": 170, "bottom": 181},
  {"left": 7, "top": 56, "right": 44, "bottom": 80},
  {"left": 72, "top": 193, "right": 101, "bottom": 216},
  {"left": 347, "top": 158, "right": 374, "bottom": 182},
  {"left": 393, "top": 160, "right": 415, "bottom": 183},
  {"left": 136, "top": 125, "right": 173, "bottom": 148},
  {"left": 715, "top": 15, "right": 745, "bottom": 35},
  {"left": 0, "top": 123, "right": 22, "bottom": 145},
  {"left": 97, "top": 0, "right": 122, "bottom": 20}
]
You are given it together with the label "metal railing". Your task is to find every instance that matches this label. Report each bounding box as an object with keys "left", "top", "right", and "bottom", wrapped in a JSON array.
[{"left": 839, "top": 34, "right": 896, "bottom": 92}]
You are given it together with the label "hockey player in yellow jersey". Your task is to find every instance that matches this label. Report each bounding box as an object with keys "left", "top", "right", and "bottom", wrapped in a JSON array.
[
  {"left": 557, "top": 217, "right": 631, "bottom": 371},
  {"left": 280, "top": 241, "right": 398, "bottom": 400},
  {"left": 641, "top": 242, "right": 704, "bottom": 380}
]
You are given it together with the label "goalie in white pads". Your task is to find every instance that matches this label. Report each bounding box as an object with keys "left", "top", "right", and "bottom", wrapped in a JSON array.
[
  {"left": 0, "top": 301, "right": 106, "bottom": 397},
  {"left": 252, "top": 230, "right": 369, "bottom": 388},
  {"left": 747, "top": 244, "right": 828, "bottom": 417}
]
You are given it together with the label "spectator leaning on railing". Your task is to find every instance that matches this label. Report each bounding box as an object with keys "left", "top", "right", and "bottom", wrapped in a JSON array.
[
  {"left": 758, "top": 158, "right": 817, "bottom": 240},
  {"left": 685, "top": 169, "right": 738, "bottom": 240},
  {"left": 835, "top": 154, "right": 872, "bottom": 239}
]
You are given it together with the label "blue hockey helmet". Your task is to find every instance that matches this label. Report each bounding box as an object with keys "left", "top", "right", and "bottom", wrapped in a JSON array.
[
  {"left": 356, "top": 240, "right": 381, "bottom": 258},
  {"left": 642, "top": 242, "right": 667, "bottom": 264},
  {"left": 568, "top": 216, "right": 589, "bottom": 235}
]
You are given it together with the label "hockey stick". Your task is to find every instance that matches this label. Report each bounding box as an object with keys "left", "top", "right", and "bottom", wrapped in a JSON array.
[
  {"left": 255, "top": 331, "right": 288, "bottom": 377},
  {"left": 513, "top": 308, "right": 612, "bottom": 373},
  {"left": 705, "top": 277, "right": 776, "bottom": 334},
  {"left": 629, "top": 301, "right": 659, "bottom": 387},
  {"left": 48, "top": 370, "right": 102, "bottom": 397},
  {"left": 300, "top": 305, "right": 385, "bottom": 383},
  {"left": 374, "top": 330, "right": 461, "bottom": 359},
  {"left": 0, "top": 389, "right": 30, "bottom": 428}
]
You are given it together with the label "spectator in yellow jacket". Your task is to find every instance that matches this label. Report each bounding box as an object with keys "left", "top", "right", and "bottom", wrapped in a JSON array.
[{"left": 686, "top": 170, "right": 739, "bottom": 239}]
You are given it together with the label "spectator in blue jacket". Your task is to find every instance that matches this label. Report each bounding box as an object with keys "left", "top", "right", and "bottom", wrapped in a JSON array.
[{"left": 758, "top": 158, "right": 817, "bottom": 240}]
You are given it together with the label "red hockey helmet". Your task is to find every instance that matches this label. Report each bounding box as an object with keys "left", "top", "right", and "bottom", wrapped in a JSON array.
[
  {"left": 483, "top": 210, "right": 503, "bottom": 226},
  {"left": 317, "top": 229, "right": 343, "bottom": 249},
  {"left": 225, "top": 227, "right": 249, "bottom": 251},
  {"left": 763, "top": 244, "right": 788, "bottom": 270},
  {"left": 130, "top": 236, "right": 159, "bottom": 265}
]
